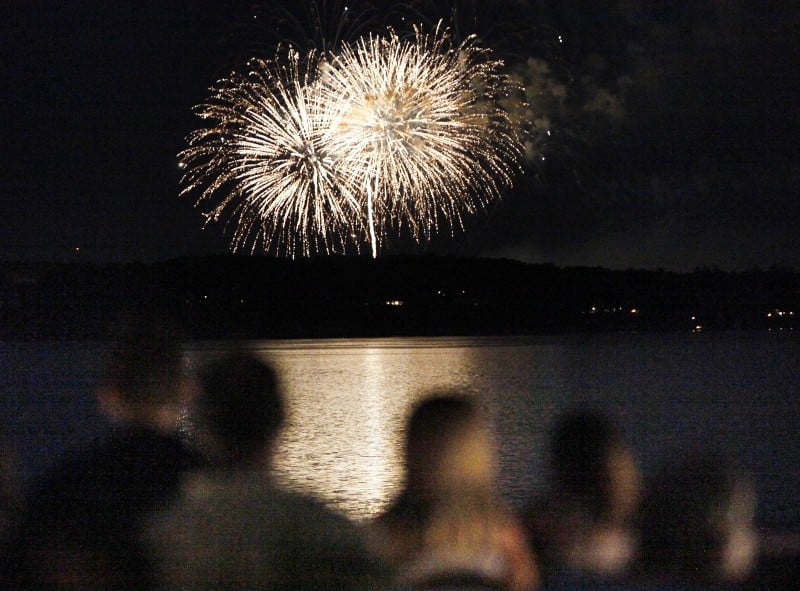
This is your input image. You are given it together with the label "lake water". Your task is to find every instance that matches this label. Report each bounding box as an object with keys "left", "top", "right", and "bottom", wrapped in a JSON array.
[{"left": 1, "top": 332, "right": 798, "bottom": 531}]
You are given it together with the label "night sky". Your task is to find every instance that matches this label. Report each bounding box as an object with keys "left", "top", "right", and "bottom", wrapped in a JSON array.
[{"left": 3, "top": 1, "right": 799, "bottom": 270}]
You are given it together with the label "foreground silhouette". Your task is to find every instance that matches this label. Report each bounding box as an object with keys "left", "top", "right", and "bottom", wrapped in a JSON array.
[
  {"left": 634, "top": 453, "right": 757, "bottom": 588},
  {"left": 374, "top": 393, "right": 538, "bottom": 590},
  {"left": 524, "top": 411, "right": 641, "bottom": 587},
  {"left": 146, "top": 352, "right": 390, "bottom": 590},
  {"left": 3, "top": 313, "right": 200, "bottom": 589}
]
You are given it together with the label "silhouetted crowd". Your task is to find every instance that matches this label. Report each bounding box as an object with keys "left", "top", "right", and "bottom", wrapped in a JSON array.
[{"left": 0, "top": 315, "right": 770, "bottom": 590}]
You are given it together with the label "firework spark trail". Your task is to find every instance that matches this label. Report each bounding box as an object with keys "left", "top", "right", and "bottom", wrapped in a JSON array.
[
  {"left": 179, "top": 49, "right": 363, "bottom": 256},
  {"left": 320, "top": 25, "right": 523, "bottom": 257}
]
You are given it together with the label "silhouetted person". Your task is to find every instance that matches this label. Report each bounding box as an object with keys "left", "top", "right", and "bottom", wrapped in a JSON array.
[
  {"left": 525, "top": 410, "right": 641, "bottom": 586},
  {"left": 146, "top": 352, "right": 390, "bottom": 590},
  {"left": 635, "top": 453, "right": 756, "bottom": 588},
  {"left": 5, "top": 312, "right": 200, "bottom": 589},
  {"left": 192, "top": 352, "right": 284, "bottom": 470},
  {"left": 375, "top": 393, "right": 538, "bottom": 591}
]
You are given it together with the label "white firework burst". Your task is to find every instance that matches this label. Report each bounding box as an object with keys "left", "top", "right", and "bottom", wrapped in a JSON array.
[
  {"left": 179, "top": 48, "right": 362, "bottom": 256},
  {"left": 181, "top": 25, "right": 523, "bottom": 258},
  {"left": 320, "top": 24, "right": 523, "bottom": 257}
]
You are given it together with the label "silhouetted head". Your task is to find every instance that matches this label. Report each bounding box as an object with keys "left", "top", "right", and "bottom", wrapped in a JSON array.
[
  {"left": 96, "top": 312, "right": 191, "bottom": 430},
  {"left": 638, "top": 453, "right": 756, "bottom": 584},
  {"left": 404, "top": 393, "right": 494, "bottom": 496},
  {"left": 197, "top": 353, "right": 283, "bottom": 467},
  {"left": 549, "top": 410, "right": 640, "bottom": 524}
]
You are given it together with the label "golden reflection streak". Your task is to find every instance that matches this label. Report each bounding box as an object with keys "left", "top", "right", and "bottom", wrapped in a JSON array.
[
  {"left": 267, "top": 344, "right": 406, "bottom": 520},
  {"left": 189, "top": 340, "right": 481, "bottom": 520}
]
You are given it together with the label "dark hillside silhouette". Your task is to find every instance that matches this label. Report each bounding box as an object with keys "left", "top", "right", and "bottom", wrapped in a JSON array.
[{"left": 2, "top": 256, "right": 798, "bottom": 340}]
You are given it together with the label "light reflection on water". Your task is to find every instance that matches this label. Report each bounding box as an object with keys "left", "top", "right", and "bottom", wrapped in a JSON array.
[
  {"left": 3, "top": 334, "right": 795, "bottom": 528},
  {"left": 187, "top": 337, "right": 487, "bottom": 519},
  {"left": 184, "top": 333, "right": 800, "bottom": 529}
]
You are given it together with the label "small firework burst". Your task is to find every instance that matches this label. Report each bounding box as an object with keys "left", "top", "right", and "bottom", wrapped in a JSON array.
[{"left": 179, "top": 48, "right": 363, "bottom": 256}]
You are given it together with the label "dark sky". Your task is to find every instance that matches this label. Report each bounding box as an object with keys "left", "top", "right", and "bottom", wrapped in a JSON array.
[{"left": 3, "top": 1, "right": 799, "bottom": 270}]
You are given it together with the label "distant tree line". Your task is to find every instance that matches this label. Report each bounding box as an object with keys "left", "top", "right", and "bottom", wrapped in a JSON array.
[{"left": 1, "top": 256, "right": 798, "bottom": 340}]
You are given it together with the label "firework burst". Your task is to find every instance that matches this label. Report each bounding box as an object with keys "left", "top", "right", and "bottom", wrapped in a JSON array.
[
  {"left": 179, "top": 48, "right": 363, "bottom": 256},
  {"left": 181, "top": 24, "right": 523, "bottom": 257},
  {"left": 320, "top": 24, "right": 523, "bottom": 257}
]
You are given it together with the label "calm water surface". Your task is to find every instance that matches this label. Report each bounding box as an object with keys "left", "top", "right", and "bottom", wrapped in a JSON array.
[{"left": 2, "top": 333, "right": 798, "bottom": 528}]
